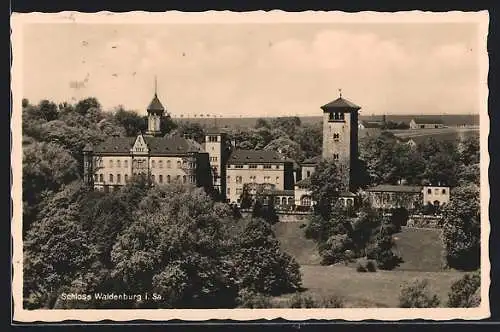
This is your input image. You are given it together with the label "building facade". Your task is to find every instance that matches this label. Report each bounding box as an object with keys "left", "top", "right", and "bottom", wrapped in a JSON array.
[{"left": 409, "top": 117, "right": 445, "bottom": 129}]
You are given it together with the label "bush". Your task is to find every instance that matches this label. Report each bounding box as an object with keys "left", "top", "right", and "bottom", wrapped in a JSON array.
[
  {"left": 399, "top": 279, "right": 440, "bottom": 308},
  {"left": 366, "top": 260, "right": 377, "bottom": 272},
  {"left": 320, "top": 295, "right": 345, "bottom": 308},
  {"left": 356, "top": 259, "right": 377, "bottom": 273},
  {"left": 236, "top": 289, "right": 272, "bottom": 308},
  {"left": 447, "top": 273, "right": 481, "bottom": 307},
  {"left": 288, "top": 293, "right": 317, "bottom": 308},
  {"left": 356, "top": 262, "right": 367, "bottom": 272}
]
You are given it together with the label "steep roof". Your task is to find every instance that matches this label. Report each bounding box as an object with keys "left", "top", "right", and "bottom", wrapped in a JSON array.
[
  {"left": 411, "top": 117, "right": 444, "bottom": 124},
  {"left": 228, "top": 149, "right": 290, "bottom": 164},
  {"left": 302, "top": 155, "right": 321, "bottom": 165},
  {"left": 147, "top": 94, "right": 165, "bottom": 114},
  {"left": 295, "top": 177, "right": 311, "bottom": 188},
  {"left": 366, "top": 185, "right": 423, "bottom": 193},
  {"left": 321, "top": 97, "right": 361, "bottom": 111},
  {"left": 92, "top": 135, "right": 203, "bottom": 155}
]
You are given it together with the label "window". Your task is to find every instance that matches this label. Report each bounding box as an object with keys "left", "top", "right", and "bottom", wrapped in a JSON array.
[
  {"left": 109, "top": 159, "right": 114, "bottom": 168},
  {"left": 227, "top": 176, "right": 231, "bottom": 182},
  {"left": 208, "top": 135, "right": 218, "bottom": 142},
  {"left": 117, "top": 174, "right": 121, "bottom": 183},
  {"left": 177, "top": 161, "right": 182, "bottom": 169},
  {"left": 236, "top": 176, "right": 242, "bottom": 184},
  {"left": 250, "top": 176, "right": 256, "bottom": 182},
  {"left": 306, "top": 171, "right": 311, "bottom": 177},
  {"left": 288, "top": 197, "right": 293, "bottom": 205},
  {"left": 152, "top": 160, "right": 156, "bottom": 168},
  {"left": 210, "top": 156, "right": 218, "bottom": 162},
  {"left": 249, "top": 164, "right": 257, "bottom": 169},
  {"left": 434, "top": 188, "right": 440, "bottom": 195},
  {"left": 158, "top": 174, "right": 162, "bottom": 183},
  {"left": 276, "top": 176, "right": 280, "bottom": 184},
  {"left": 159, "top": 160, "right": 163, "bottom": 169},
  {"left": 183, "top": 175, "right": 187, "bottom": 184},
  {"left": 333, "top": 133, "right": 340, "bottom": 141},
  {"left": 264, "top": 176, "right": 270, "bottom": 182},
  {"left": 177, "top": 175, "right": 181, "bottom": 181},
  {"left": 236, "top": 188, "right": 243, "bottom": 195},
  {"left": 166, "top": 160, "right": 171, "bottom": 168},
  {"left": 427, "top": 188, "right": 432, "bottom": 194},
  {"left": 99, "top": 174, "right": 104, "bottom": 182},
  {"left": 109, "top": 174, "right": 114, "bottom": 183},
  {"left": 227, "top": 188, "right": 230, "bottom": 195},
  {"left": 117, "top": 160, "right": 121, "bottom": 168},
  {"left": 263, "top": 164, "right": 271, "bottom": 169},
  {"left": 190, "top": 175, "right": 195, "bottom": 183},
  {"left": 442, "top": 189, "right": 447, "bottom": 194},
  {"left": 125, "top": 174, "right": 128, "bottom": 182},
  {"left": 282, "top": 197, "right": 287, "bottom": 205},
  {"left": 151, "top": 174, "right": 155, "bottom": 182},
  {"left": 235, "top": 164, "right": 243, "bottom": 169},
  {"left": 167, "top": 175, "right": 170, "bottom": 183},
  {"left": 94, "top": 174, "right": 97, "bottom": 182},
  {"left": 124, "top": 160, "right": 128, "bottom": 168},
  {"left": 333, "top": 154, "right": 339, "bottom": 160},
  {"left": 275, "top": 165, "right": 280, "bottom": 169}
]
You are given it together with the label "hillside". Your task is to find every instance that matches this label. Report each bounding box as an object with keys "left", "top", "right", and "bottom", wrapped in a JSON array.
[
  {"left": 273, "top": 222, "right": 445, "bottom": 272},
  {"left": 273, "top": 222, "right": 322, "bottom": 265}
]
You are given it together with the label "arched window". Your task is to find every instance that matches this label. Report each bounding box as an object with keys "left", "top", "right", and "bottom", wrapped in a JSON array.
[
  {"left": 124, "top": 174, "right": 128, "bottom": 182},
  {"left": 183, "top": 175, "right": 187, "bottom": 184},
  {"left": 159, "top": 160, "right": 163, "bottom": 169},
  {"left": 117, "top": 160, "right": 121, "bottom": 168},
  {"left": 152, "top": 160, "right": 156, "bottom": 168},
  {"left": 99, "top": 174, "right": 104, "bottom": 182},
  {"left": 301, "top": 196, "right": 311, "bottom": 206},
  {"left": 152, "top": 174, "right": 155, "bottom": 182},
  {"left": 109, "top": 160, "right": 114, "bottom": 168},
  {"left": 177, "top": 160, "right": 182, "bottom": 169},
  {"left": 281, "top": 197, "right": 287, "bottom": 205},
  {"left": 167, "top": 175, "right": 171, "bottom": 183},
  {"left": 117, "top": 174, "right": 121, "bottom": 183},
  {"left": 109, "top": 174, "right": 114, "bottom": 183},
  {"left": 288, "top": 197, "right": 293, "bottom": 205},
  {"left": 442, "top": 189, "right": 447, "bottom": 194},
  {"left": 159, "top": 175, "right": 163, "bottom": 183},
  {"left": 124, "top": 160, "right": 128, "bottom": 168},
  {"left": 166, "top": 160, "right": 171, "bottom": 168}
]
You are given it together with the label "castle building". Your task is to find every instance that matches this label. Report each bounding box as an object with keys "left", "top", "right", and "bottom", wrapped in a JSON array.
[{"left": 83, "top": 90, "right": 214, "bottom": 193}]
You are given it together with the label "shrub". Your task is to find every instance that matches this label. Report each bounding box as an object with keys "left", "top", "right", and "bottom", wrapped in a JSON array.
[
  {"left": 399, "top": 279, "right": 440, "bottom": 308},
  {"left": 320, "top": 295, "right": 345, "bottom": 308},
  {"left": 236, "top": 289, "right": 272, "bottom": 308},
  {"left": 366, "top": 260, "right": 377, "bottom": 272},
  {"left": 288, "top": 293, "right": 317, "bottom": 308},
  {"left": 447, "top": 273, "right": 481, "bottom": 307},
  {"left": 356, "top": 262, "right": 367, "bottom": 272}
]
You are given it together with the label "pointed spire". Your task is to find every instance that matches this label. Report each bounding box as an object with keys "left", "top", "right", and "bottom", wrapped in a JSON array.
[{"left": 154, "top": 75, "right": 158, "bottom": 96}]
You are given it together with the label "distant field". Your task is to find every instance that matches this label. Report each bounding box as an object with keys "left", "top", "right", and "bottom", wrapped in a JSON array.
[
  {"left": 175, "top": 114, "right": 479, "bottom": 130},
  {"left": 272, "top": 265, "right": 468, "bottom": 308}
]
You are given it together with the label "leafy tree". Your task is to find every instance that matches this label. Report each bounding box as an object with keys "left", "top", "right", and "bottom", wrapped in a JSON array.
[
  {"left": 75, "top": 97, "right": 101, "bottom": 116},
  {"left": 264, "top": 137, "right": 304, "bottom": 162},
  {"left": 458, "top": 135, "right": 480, "bottom": 166},
  {"left": 232, "top": 218, "right": 302, "bottom": 295},
  {"left": 308, "top": 159, "right": 346, "bottom": 219},
  {"left": 447, "top": 273, "right": 481, "bottom": 307},
  {"left": 37, "top": 99, "right": 59, "bottom": 122},
  {"left": 239, "top": 185, "right": 253, "bottom": 209},
  {"left": 270, "top": 116, "right": 301, "bottom": 138},
  {"left": 114, "top": 107, "right": 145, "bottom": 136},
  {"left": 254, "top": 118, "right": 270, "bottom": 129},
  {"left": 399, "top": 278, "right": 440, "bottom": 308},
  {"left": 24, "top": 181, "right": 95, "bottom": 309},
  {"left": 174, "top": 122, "right": 205, "bottom": 143},
  {"left": 293, "top": 124, "right": 322, "bottom": 160},
  {"left": 111, "top": 184, "right": 238, "bottom": 308},
  {"left": 441, "top": 184, "right": 480, "bottom": 270}
]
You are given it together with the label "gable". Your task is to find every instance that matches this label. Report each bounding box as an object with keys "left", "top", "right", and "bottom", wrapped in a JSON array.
[{"left": 131, "top": 134, "right": 149, "bottom": 154}]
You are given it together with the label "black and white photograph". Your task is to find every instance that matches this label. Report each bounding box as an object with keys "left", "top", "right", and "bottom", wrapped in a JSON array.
[{"left": 11, "top": 10, "right": 490, "bottom": 322}]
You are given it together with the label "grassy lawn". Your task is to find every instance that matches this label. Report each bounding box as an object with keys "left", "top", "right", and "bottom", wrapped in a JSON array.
[
  {"left": 393, "top": 227, "right": 444, "bottom": 272},
  {"left": 273, "top": 222, "right": 322, "bottom": 265},
  {"left": 273, "top": 265, "right": 468, "bottom": 308}
]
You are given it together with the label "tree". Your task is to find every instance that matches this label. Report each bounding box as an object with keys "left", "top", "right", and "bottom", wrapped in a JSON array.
[
  {"left": 75, "top": 97, "right": 101, "bottom": 116},
  {"left": 110, "top": 185, "right": 239, "bottom": 308},
  {"left": 441, "top": 183, "right": 480, "bottom": 270},
  {"left": 114, "top": 107, "right": 146, "bottom": 136},
  {"left": 308, "top": 159, "right": 346, "bottom": 219},
  {"left": 447, "top": 273, "right": 481, "bottom": 307},
  {"left": 239, "top": 185, "right": 253, "bottom": 209},
  {"left": 293, "top": 124, "right": 322, "bottom": 160},
  {"left": 37, "top": 99, "right": 59, "bottom": 122},
  {"left": 24, "top": 181, "right": 95, "bottom": 309},
  {"left": 399, "top": 279, "right": 440, "bottom": 308},
  {"left": 270, "top": 116, "right": 301, "bottom": 138},
  {"left": 254, "top": 118, "right": 270, "bottom": 129},
  {"left": 232, "top": 218, "right": 302, "bottom": 295},
  {"left": 175, "top": 122, "right": 205, "bottom": 143},
  {"left": 264, "top": 137, "right": 304, "bottom": 162}
]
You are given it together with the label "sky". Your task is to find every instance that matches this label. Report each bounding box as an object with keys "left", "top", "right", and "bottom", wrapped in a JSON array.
[{"left": 21, "top": 21, "right": 482, "bottom": 117}]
